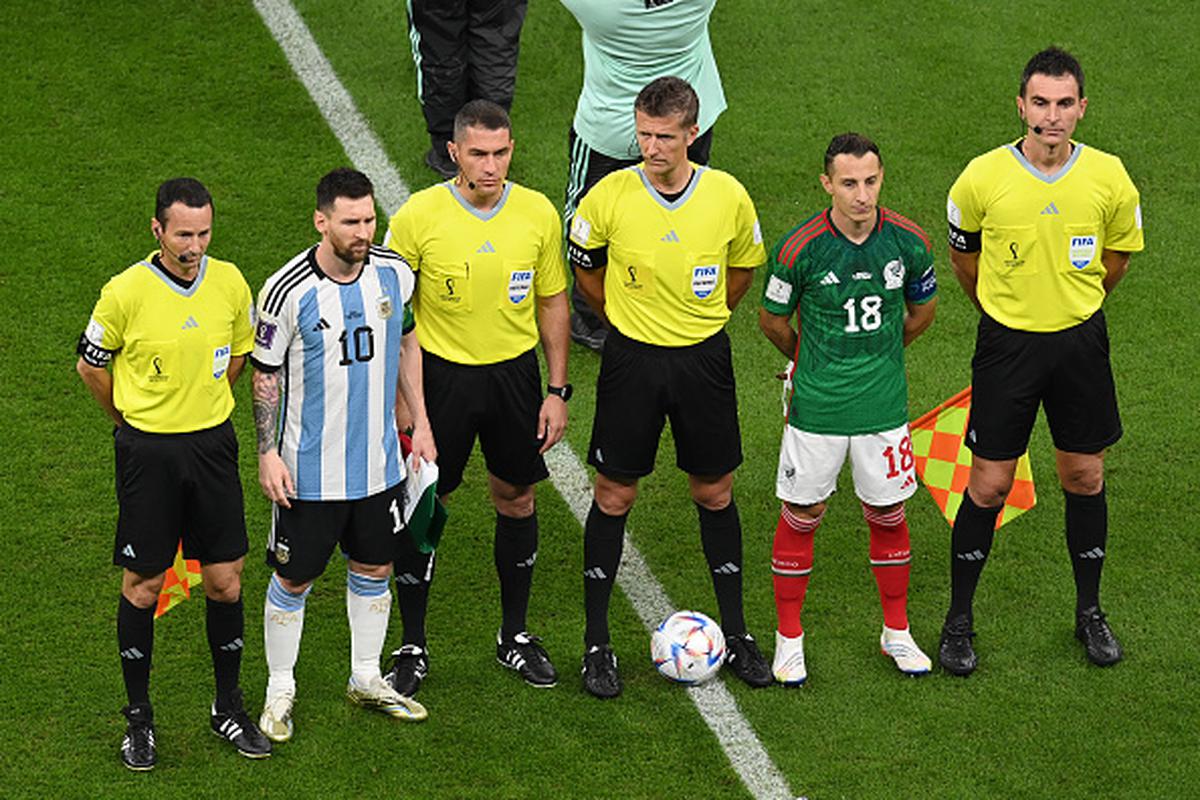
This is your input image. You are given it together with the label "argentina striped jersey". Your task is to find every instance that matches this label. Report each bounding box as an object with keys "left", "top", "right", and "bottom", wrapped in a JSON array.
[{"left": 252, "top": 245, "right": 416, "bottom": 501}]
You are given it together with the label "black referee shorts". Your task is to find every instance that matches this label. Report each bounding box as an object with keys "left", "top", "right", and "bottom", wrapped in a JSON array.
[
  {"left": 424, "top": 347, "right": 549, "bottom": 494},
  {"left": 968, "top": 310, "right": 1122, "bottom": 460},
  {"left": 112, "top": 419, "right": 248, "bottom": 574},
  {"left": 588, "top": 328, "right": 742, "bottom": 479}
]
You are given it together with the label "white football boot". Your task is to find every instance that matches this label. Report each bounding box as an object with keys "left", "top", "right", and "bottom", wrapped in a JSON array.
[
  {"left": 881, "top": 625, "right": 932, "bottom": 675},
  {"left": 772, "top": 630, "right": 807, "bottom": 686}
]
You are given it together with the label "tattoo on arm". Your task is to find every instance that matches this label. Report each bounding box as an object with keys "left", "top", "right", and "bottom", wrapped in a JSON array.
[{"left": 252, "top": 371, "right": 280, "bottom": 454}]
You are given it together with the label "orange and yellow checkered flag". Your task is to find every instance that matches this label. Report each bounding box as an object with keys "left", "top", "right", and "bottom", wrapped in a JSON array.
[
  {"left": 910, "top": 387, "right": 1036, "bottom": 529},
  {"left": 155, "top": 540, "right": 203, "bottom": 618}
]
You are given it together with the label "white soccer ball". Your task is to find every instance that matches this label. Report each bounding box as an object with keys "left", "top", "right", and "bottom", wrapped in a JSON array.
[{"left": 651, "top": 610, "right": 726, "bottom": 684}]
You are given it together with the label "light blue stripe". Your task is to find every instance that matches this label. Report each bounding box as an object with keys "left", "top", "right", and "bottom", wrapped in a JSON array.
[
  {"left": 637, "top": 165, "right": 706, "bottom": 211},
  {"left": 347, "top": 570, "right": 390, "bottom": 597},
  {"left": 449, "top": 181, "right": 512, "bottom": 221},
  {"left": 341, "top": 281, "right": 369, "bottom": 498},
  {"left": 267, "top": 573, "right": 311, "bottom": 611},
  {"left": 379, "top": 266, "right": 403, "bottom": 488},
  {"left": 1006, "top": 142, "right": 1085, "bottom": 184},
  {"left": 296, "top": 287, "right": 324, "bottom": 498}
]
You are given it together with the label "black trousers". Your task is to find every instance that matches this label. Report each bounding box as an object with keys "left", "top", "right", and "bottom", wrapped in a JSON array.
[{"left": 408, "top": 0, "right": 528, "bottom": 149}]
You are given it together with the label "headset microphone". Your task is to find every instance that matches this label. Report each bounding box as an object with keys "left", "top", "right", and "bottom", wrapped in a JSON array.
[
  {"left": 467, "top": 179, "right": 477, "bottom": 190},
  {"left": 1032, "top": 125, "right": 1044, "bottom": 135}
]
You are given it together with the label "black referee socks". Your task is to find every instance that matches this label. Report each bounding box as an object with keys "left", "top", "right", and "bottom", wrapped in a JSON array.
[
  {"left": 117, "top": 595, "right": 155, "bottom": 706},
  {"left": 1064, "top": 486, "right": 1108, "bottom": 614},
  {"left": 583, "top": 501, "right": 627, "bottom": 647},
  {"left": 495, "top": 511, "right": 538, "bottom": 640},
  {"left": 206, "top": 596, "right": 244, "bottom": 710},
  {"left": 947, "top": 489, "right": 1001, "bottom": 622},
  {"left": 698, "top": 500, "right": 747, "bottom": 639}
]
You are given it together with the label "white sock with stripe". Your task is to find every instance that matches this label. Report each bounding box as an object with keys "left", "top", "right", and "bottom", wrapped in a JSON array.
[
  {"left": 346, "top": 569, "right": 392, "bottom": 685},
  {"left": 264, "top": 572, "right": 310, "bottom": 698}
]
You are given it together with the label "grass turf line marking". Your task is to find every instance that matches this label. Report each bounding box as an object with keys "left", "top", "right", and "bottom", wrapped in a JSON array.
[{"left": 253, "top": 3, "right": 794, "bottom": 798}]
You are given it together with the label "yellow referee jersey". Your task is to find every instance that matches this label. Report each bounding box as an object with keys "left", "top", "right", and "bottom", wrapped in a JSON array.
[
  {"left": 384, "top": 181, "right": 566, "bottom": 365},
  {"left": 84, "top": 253, "right": 254, "bottom": 432},
  {"left": 569, "top": 165, "right": 765, "bottom": 346},
  {"left": 948, "top": 142, "right": 1143, "bottom": 332}
]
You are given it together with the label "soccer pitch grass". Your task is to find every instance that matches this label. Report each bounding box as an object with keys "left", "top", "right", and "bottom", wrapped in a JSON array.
[{"left": 1, "top": 1, "right": 1198, "bottom": 797}]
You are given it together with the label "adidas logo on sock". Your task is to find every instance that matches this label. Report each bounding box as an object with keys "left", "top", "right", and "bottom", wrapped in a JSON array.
[
  {"left": 120, "top": 647, "right": 145, "bottom": 660},
  {"left": 583, "top": 567, "right": 607, "bottom": 580},
  {"left": 712, "top": 562, "right": 741, "bottom": 575},
  {"left": 516, "top": 553, "right": 537, "bottom": 569},
  {"left": 956, "top": 549, "right": 987, "bottom": 561},
  {"left": 819, "top": 271, "right": 840, "bottom": 286},
  {"left": 219, "top": 637, "right": 245, "bottom": 652},
  {"left": 395, "top": 573, "right": 421, "bottom": 586},
  {"left": 1077, "top": 547, "right": 1105, "bottom": 559}
]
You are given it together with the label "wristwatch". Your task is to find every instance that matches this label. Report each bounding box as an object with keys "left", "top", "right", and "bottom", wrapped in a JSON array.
[{"left": 547, "top": 383, "right": 573, "bottom": 402}]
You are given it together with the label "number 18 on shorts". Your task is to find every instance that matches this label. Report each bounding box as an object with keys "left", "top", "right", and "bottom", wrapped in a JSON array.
[{"left": 775, "top": 424, "right": 918, "bottom": 507}]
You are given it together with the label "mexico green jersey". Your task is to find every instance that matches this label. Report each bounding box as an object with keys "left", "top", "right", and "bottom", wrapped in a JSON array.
[{"left": 761, "top": 208, "right": 937, "bottom": 435}]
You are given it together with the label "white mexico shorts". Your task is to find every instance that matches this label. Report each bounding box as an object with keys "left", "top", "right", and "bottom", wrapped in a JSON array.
[{"left": 775, "top": 423, "right": 918, "bottom": 507}]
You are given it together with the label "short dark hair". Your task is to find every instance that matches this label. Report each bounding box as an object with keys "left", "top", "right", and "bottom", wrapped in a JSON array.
[
  {"left": 824, "top": 133, "right": 882, "bottom": 174},
  {"left": 1020, "top": 47, "right": 1085, "bottom": 98},
  {"left": 453, "top": 99, "right": 511, "bottom": 141},
  {"left": 634, "top": 76, "right": 700, "bottom": 128},
  {"left": 155, "top": 177, "right": 212, "bottom": 226},
  {"left": 316, "top": 167, "right": 374, "bottom": 211}
]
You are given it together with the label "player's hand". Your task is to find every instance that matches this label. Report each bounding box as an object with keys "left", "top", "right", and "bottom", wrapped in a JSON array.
[
  {"left": 408, "top": 421, "right": 437, "bottom": 471},
  {"left": 258, "top": 450, "right": 295, "bottom": 508},
  {"left": 536, "top": 395, "right": 568, "bottom": 454}
]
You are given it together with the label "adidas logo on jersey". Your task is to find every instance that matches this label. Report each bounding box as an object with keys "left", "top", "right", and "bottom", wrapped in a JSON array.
[
  {"left": 181, "top": 315, "right": 199, "bottom": 330},
  {"left": 312, "top": 317, "right": 331, "bottom": 331},
  {"left": 477, "top": 240, "right": 496, "bottom": 253},
  {"left": 1041, "top": 202, "right": 1060, "bottom": 215},
  {"left": 820, "top": 271, "right": 840, "bottom": 286},
  {"left": 661, "top": 229, "right": 680, "bottom": 243}
]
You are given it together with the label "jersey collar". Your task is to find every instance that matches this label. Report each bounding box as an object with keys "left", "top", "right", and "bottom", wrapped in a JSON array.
[
  {"left": 637, "top": 164, "right": 705, "bottom": 211},
  {"left": 1007, "top": 139, "right": 1086, "bottom": 184},
  {"left": 139, "top": 251, "right": 207, "bottom": 298},
  {"left": 447, "top": 181, "right": 513, "bottom": 221},
  {"left": 823, "top": 207, "right": 882, "bottom": 246}
]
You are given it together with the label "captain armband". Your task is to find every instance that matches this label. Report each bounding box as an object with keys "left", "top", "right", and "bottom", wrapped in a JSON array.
[
  {"left": 948, "top": 223, "right": 981, "bottom": 254},
  {"left": 76, "top": 332, "right": 115, "bottom": 368},
  {"left": 567, "top": 240, "right": 608, "bottom": 271}
]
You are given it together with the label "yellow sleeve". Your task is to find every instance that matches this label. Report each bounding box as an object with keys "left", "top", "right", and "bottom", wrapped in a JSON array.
[
  {"left": 231, "top": 268, "right": 255, "bottom": 356},
  {"left": 535, "top": 200, "right": 567, "bottom": 296},
  {"left": 384, "top": 203, "right": 421, "bottom": 272},
  {"left": 727, "top": 181, "right": 766, "bottom": 267},
  {"left": 569, "top": 182, "right": 608, "bottom": 249},
  {"left": 88, "top": 277, "right": 127, "bottom": 352},
  {"left": 1105, "top": 160, "right": 1145, "bottom": 253},
  {"left": 947, "top": 161, "right": 983, "bottom": 233}
]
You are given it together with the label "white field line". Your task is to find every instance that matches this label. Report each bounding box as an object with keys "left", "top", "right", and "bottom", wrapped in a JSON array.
[{"left": 252, "top": 3, "right": 795, "bottom": 798}]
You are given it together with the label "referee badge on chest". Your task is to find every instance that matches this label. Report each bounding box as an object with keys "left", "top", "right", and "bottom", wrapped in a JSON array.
[
  {"left": 1069, "top": 235, "right": 1096, "bottom": 269},
  {"left": 376, "top": 294, "right": 393, "bottom": 319},
  {"left": 508, "top": 269, "right": 533, "bottom": 304},
  {"left": 691, "top": 264, "right": 719, "bottom": 299}
]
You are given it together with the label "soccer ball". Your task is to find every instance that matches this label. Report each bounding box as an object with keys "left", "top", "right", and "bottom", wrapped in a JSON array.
[{"left": 651, "top": 610, "right": 726, "bottom": 684}]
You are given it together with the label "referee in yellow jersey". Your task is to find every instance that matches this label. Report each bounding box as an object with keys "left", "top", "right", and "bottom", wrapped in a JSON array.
[
  {"left": 568, "top": 77, "right": 772, "bottom": 697},
  {"left": 76, "top": 179, "right": 270, "bottom": 769},
  {"left": 383, "top": 100, "right": 569, "bottom": 692},
  {"left": 940, "top": 48, "right": 1144, "bottom": 675}
]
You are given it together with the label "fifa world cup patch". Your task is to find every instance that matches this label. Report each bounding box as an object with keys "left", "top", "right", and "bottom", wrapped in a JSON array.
[
  {"left": 507, "top": 269, "right": 533, "bottom": 304},
  {"left": 255, "top": 319, "right": 278, "bottom": 348},
  {"left": 1069, "top": 235, "right": 1096, "bottom": 269},
  {"left": 212, "top": 344, "right": 231, "bottom": 379},
  {"left": 570, "top": 214, "right": 591, "bottom": 245},
  {"left": 85, "top": 317, "right": 105, "bottom": 345},
  {"left": 691, "top": 264, "right": 719, "bottom": 299},
  {"left": 765, "top": 275, "right": 792, "bottom": 305}
]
